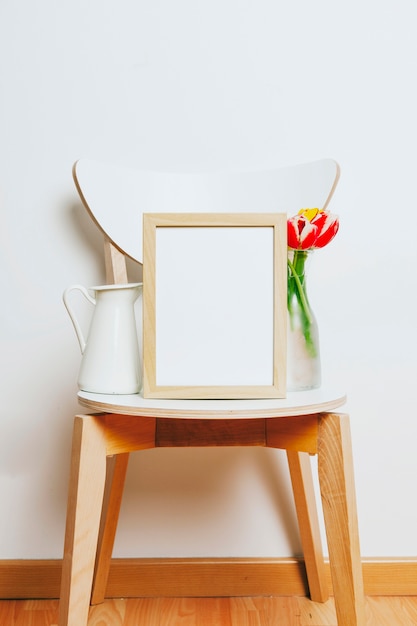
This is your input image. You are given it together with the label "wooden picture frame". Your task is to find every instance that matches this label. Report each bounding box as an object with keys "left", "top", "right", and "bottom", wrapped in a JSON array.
[{"left": 143, "top": 213, "right": 287, "bottom": 399}]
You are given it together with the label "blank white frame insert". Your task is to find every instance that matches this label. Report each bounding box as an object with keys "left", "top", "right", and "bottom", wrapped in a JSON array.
[{"left": 143, "top": 213, "right": 287, "bottom": 399}]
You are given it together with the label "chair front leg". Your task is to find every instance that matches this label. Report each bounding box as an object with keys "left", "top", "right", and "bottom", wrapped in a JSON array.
[
  {"left": 59, "top": 416, "right": 107, "bottom": 626},
  {"left": 317, "top": 412, "right": 365, "bottom": 626}
]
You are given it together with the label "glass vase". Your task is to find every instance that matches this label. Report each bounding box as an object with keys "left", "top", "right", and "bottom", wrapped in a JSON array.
[{"left": 287, "top": 249, "right": 321, "bottom": 391}]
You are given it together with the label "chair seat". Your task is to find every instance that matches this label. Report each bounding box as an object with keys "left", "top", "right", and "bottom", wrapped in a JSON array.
[{"left": 77, "top": 387, "right": 347, "bottom": 418}]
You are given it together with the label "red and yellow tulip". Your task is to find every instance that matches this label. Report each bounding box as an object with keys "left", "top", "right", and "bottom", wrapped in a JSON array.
[
  {"left": 287, "top": 208, "right": 339, "bottom": 250},
  {"left": 287, "top": 208, "right": 340, "bottom": 362}
]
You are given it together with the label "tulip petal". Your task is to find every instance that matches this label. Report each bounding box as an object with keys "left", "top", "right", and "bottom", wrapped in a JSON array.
[
  {"left": 299, "top": 208, "right": 320, "bottom": 222},
  {"left": 311, "top": 211, "right": 339, "bottom": 248},
  {"left": 287, "top": 215, "right": 318, "bottom": 249}
]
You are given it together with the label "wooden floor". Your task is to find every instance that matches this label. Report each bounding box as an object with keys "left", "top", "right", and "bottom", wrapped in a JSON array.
[{"left": 2, "top": 596, "right": 417, "bottom": 626}]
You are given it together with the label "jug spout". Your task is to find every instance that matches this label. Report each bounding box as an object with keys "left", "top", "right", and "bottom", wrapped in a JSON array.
[{"left": 63, "top": 283, "right": 143, "bottom": 394}]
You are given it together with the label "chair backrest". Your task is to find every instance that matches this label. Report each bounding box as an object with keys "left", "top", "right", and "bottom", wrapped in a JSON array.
[{"left": 73, "top": 158, "right": 340, "bottom": 283}]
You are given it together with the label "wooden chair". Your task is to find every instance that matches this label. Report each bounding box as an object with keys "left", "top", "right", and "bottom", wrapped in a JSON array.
[{"left": 59, "top": 159, "right": 365, "bottom": 626}]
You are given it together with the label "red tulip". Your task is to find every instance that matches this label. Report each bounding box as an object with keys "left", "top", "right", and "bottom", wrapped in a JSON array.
[
  {"left": 287, "top": 208, "right": 339, "bottom": 250},
  {"left": 287, "top": 214, "right": 318, "bottom": 250}
]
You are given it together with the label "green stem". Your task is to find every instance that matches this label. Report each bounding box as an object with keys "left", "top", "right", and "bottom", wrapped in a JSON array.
[
  {"left": 287, "top": 254, "right": 313, "bottom": 326},
  {"left": 287, "top": 249, "right": 317, "bottom": 358}
]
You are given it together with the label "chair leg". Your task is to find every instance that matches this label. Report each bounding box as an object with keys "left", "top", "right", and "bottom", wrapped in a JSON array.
[
  {"left": 287, "top": 450, "right": 328, "bottom": 602},
  {"left": 58, "top": 416, "right": 107, "bottom": 626},
  {"left": 317, "top": 412, "right": 365, "bottom": 626},
  {"left": 91, "top": 452, "right": 130, "bottom": 604}
]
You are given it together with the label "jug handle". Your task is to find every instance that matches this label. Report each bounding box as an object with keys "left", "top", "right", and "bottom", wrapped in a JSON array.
[{"left": 63, "top": 285, "right": 96, "bottom": 354}]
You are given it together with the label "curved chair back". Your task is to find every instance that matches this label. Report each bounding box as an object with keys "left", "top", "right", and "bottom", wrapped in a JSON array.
[{"left": 73, "top": 159, "right": 340, "bottom": 264}]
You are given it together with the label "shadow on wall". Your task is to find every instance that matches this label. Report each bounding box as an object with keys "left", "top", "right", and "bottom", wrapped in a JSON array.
[
  {"left": 68, "top": 198, "right": 143, "bottom": 284},
  {"left": 67, "top": 199, "right": 108, "bottom": 281}
]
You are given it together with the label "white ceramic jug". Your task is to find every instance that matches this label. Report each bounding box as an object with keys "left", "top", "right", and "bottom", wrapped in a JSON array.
[{"left": 63, "top": 283, "right": 142, "bottom": 394}]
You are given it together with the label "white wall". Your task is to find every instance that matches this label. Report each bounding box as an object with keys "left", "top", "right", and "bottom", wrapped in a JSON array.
[{"left": 1, "top": 0, "right": 416, "bottom": 560}]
